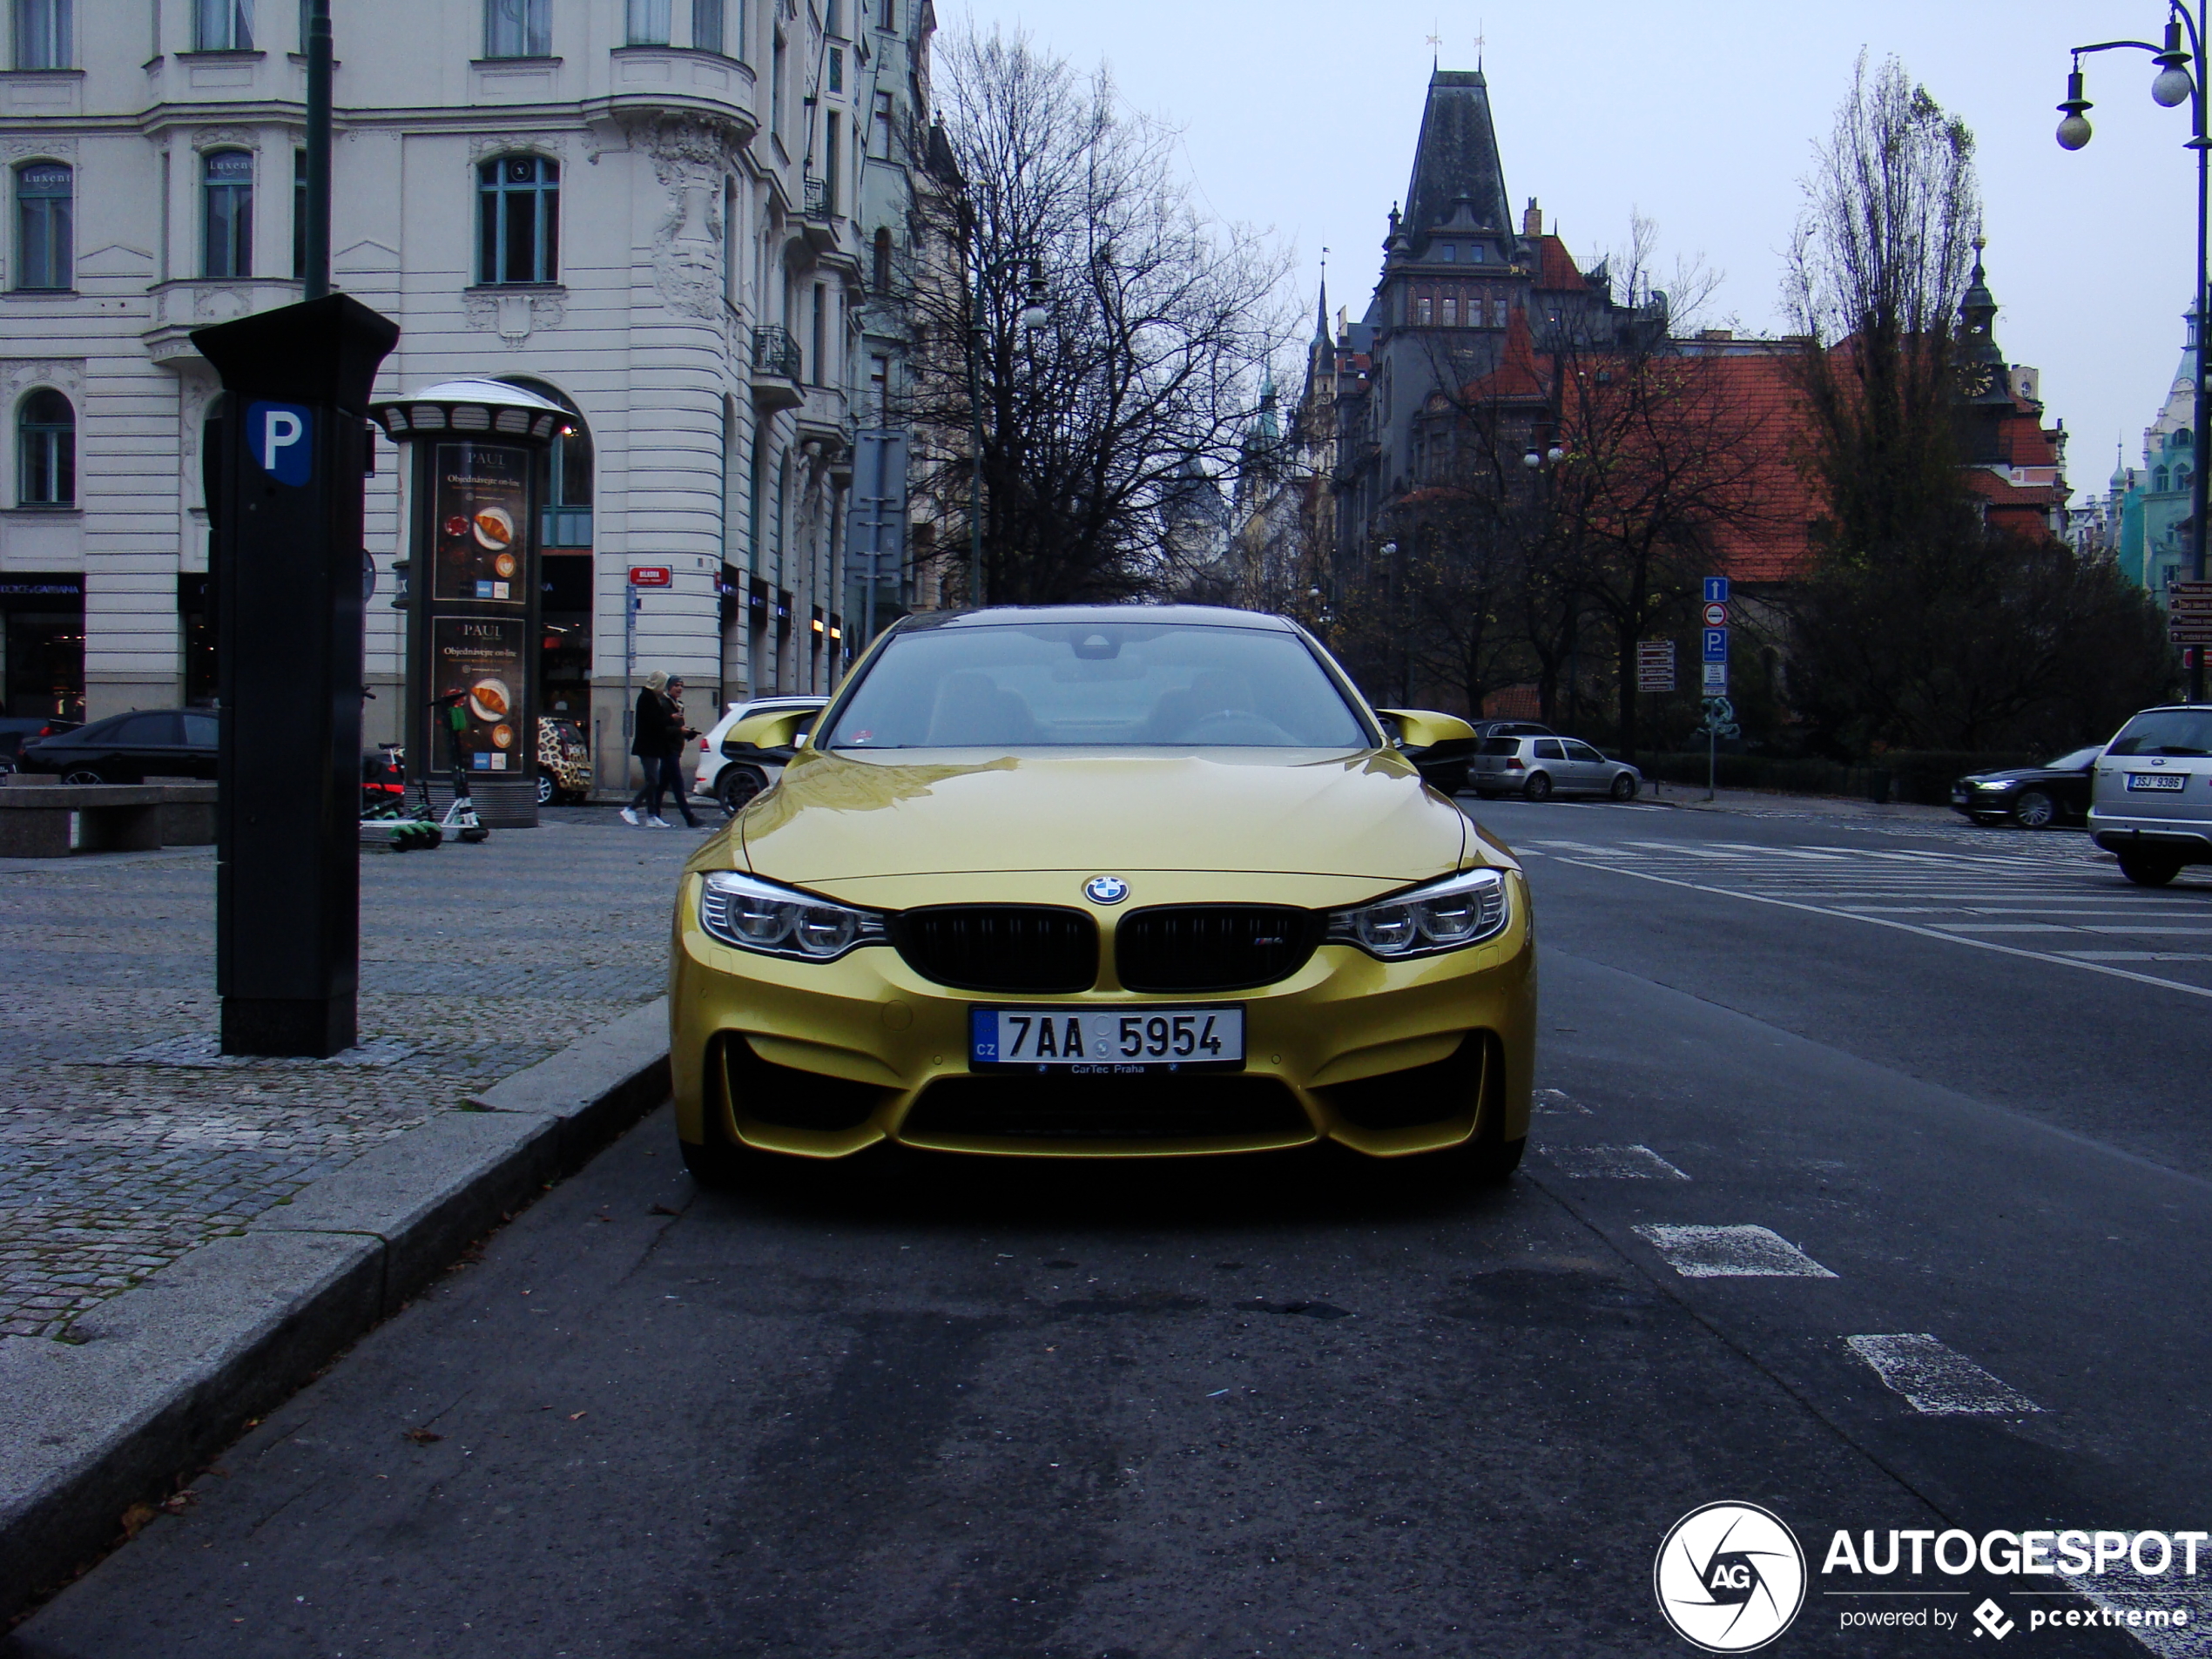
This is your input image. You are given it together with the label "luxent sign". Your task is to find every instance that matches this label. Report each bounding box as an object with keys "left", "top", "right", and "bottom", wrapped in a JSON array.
[{"left": 246, "top": 401, "right": 314, "bottom": 487}]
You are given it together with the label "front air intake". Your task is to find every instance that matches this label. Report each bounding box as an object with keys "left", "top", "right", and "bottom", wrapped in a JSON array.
[{"left": 892, "top": 905, "right": 1097, "bottom": 995}]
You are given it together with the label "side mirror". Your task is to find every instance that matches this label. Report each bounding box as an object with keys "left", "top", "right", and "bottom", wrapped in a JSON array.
[
  {"left": 729, "top": 708, "right": 816, "bottom": 751},
  {"left": 1374, "top": 708, "right": 1475, "bottom": 750}
]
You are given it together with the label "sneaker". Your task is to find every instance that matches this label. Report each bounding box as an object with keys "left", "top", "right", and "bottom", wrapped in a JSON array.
[
  {"left": 647, "top": 815, "right": 672, "bottom": 828},
  {"left": 619, "top": 807, "right": 641, "bottom": 826}
]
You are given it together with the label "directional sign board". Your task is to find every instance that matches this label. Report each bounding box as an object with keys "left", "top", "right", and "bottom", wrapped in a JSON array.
[
  {"left": 1703, "top": 576, "right": 1730, "bottom": 605},
  {"left": 1636, "top": 638, "right": 1676, "bottom": 692}
]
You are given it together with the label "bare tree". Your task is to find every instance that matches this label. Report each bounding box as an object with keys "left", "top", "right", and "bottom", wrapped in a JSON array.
[{"left": 905, "top": 30, "right": 1293, "bottom": 604}]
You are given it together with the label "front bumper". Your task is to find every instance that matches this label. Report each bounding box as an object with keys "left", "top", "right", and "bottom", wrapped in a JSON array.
[{"left": 669, "top": 869, "right": 1537, "bottom": 1161}]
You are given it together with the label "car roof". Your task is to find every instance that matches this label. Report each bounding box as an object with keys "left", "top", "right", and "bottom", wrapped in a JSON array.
[{"left": 905, "top": 604, "right": 1299, "bottom": 633}]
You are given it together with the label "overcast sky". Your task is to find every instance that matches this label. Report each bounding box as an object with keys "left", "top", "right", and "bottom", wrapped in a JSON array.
[{"left": 959, "top": 0, "right": 2197, "bottom": 501}]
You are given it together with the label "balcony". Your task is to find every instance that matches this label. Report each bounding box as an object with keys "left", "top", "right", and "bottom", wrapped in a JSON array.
[
  {"left": 797, "top": 385, "right": 853, "bottom": 482},
  {"left": 750, "top": 326, "right": 803, "bottom": 412},
  {"left": 799, "top": 175, "right": 838, "bottom": 252}
]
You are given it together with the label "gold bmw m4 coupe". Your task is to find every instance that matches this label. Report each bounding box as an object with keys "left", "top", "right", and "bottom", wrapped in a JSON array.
[{"left": 669, "top": 606, "right": 1535, "bottom": 1184}]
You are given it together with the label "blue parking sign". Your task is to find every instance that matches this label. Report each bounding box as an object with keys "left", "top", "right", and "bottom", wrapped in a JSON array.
[
  {"left": 1703, "top": 576, "right": 1730, "bottom": 604},
  {"left": 246, "top": 401, "right": 314, "bottom": 487},
  {"left": 1702, "top": 628, "right": 1729, "bottom": 662}
]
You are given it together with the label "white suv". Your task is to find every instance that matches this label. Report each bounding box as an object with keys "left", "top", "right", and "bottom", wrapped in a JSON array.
[{"left": 694, "top": 695, "right": 826, "bottom": 815}]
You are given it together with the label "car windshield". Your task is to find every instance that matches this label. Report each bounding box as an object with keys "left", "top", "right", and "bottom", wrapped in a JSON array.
[
  {"left": 821, "top": 620, "right": 1372, "bottom": 751},
  {"left": 2107, "top": 711, "right": 2212, "bottom": 758},
  {"left": 2045, "top": 746, "right": 2103, "bottom": 770}
]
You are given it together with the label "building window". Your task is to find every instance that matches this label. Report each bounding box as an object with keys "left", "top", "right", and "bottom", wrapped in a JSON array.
[
  {"left": 811, "top": 280, "right": 826, "bottom": 383},
  {"left": 1440, "top": 296, "right": 1456, "bottom": 327},
  {"left": 824, "top": 0, "right": 840, "bottom": 34},
  {"left": 291, "top": 146, "right": 306, "bottom": 278},
  {"left": 879, "top": 0, "right": 894, "bottom": 29},
  {"left": 13, "top": 160, "right": 71, "bottom": 290},
  {"left": 194, "top": 0, "right": 253, "bottom": 50},
  {"left": 872, "top": 226, "right": 892, "bottom": 293},
  {"left": 2157, "top": 468, "right": 2171, "bottom": 492},
  {"left": 1415, "top": 296, "right": 1432, "bottom": 327},
  {"left": 12, "top": 0, "right": 71, "bottom": 68},
  {"left": 483, "top": 0, "right": 549, "bottom": 57},
  {"left": 822, "top": 119, "right": 839, "bottom": 212},
  {"left": 868, "top": 353, "right": 888, "bottom": 421},
  {"left": 827, "top": 44, "right": 842, "bottom": 92},
  {"left": 771, "top": 30, "right": 786, "bottom": 136},
  {"left": 2180, "top": 465, "right": 2195, "bottom": 491},
  {"left": 1492, "top": 298, "right": 1507, "bottom": 327},
  {"left": 17, "top": 388, "right": 74, "bottom": 507},
  {"left": 477, "top": 155, "right": 558, "bottom": 284},
  {"left": 723, "top": 176, "right": 739, "bottom": 306},
  {"left": 691, "top": 0, "right": 723, "bottom": 53},
  {"left": 872, "top": 90, "right": 894, "bottom": 158},
  {"left": 624, "top": 0, "right": 668, "bottom": 45},
  {"left": 2177, "top": 428, "right": 2195, "bottom": 450},
  {"left": 1468, "top": 244, "right": 1484, "bottom": 262},
  {"left": 1439, "top": 244, "right": 1453, "bottom": 262},
  {"left": 201, "top": 149, "right": 253, "bottom": 278}
]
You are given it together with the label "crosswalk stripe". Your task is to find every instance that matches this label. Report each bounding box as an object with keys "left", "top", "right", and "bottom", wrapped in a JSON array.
[
  {"left": 1634, "top": 1224, "right": 1837, "bottom": 1278},
  {"left": 1547, "top": 1144, "right": 1689, "bottom": 1180},
  {"left": 1844, "top": 1333, "right": 2041, "bottom": 1415}
]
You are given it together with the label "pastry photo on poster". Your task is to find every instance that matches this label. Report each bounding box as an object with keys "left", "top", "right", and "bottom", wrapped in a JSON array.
[
  {"left": 432, "top": 442, "right": 529, "bottom": 603},
  {"left": 431, "top": 617, "right": 527, "bottom": 773}
]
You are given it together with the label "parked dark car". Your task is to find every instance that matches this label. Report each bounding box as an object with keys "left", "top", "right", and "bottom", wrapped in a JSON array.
[
  {"left": 1470, "top": 719, "right": 1557, "bottom": 740},
  {"left": 0, "top": 715, "right": 80, "bottom": 772},
  {"left": 1950, "top": 745, "right": 2102, "bottom": 829},
  {"left": 16, "top": 709, "right": 219, "bottom": 784}
]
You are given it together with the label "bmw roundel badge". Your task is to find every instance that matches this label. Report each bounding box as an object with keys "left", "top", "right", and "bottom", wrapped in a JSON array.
[{"left": 1083, "top": 874, "right": 1130, "bottom": 905}]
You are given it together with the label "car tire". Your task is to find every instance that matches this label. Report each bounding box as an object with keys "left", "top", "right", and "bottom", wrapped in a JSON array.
[
  {"left": 1608, "top": 772, "right": 1638, "bottom": 801},
  {"left": 717, "top": 764, "right": 769, "bottom": 816},
  {"left": 2011, "top": 789, "right": 2055, "bottom": 830},
  {"left": 536, "top": 773, "right": 555, "bottom": 806},
  {"left": 1420, "top": 1131, "right": 1526, "bottom": 1187},
  {"left": 2119, "top": 853, "right": 2183, "bottom": 887},
  {"left": 1521, "top": 772, "right": 1553, "bottom": 801},
  {"left": 59, "top": 768, "right": 105, "bottom": 786}
]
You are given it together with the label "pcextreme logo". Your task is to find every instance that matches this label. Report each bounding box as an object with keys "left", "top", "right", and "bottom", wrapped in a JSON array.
[{"left": 1655, "top": 1501, "right": 1809, "bottom": 1653}]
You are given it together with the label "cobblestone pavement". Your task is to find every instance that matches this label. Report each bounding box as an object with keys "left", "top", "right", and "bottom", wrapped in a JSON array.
[{"left": 0, "top": 807, "right": 718, "bottom": 1338}]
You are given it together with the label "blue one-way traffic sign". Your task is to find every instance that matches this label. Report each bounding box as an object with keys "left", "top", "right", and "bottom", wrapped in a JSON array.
[{"left": 1703, "top": 576, "right": 1730, "bottom": 605}]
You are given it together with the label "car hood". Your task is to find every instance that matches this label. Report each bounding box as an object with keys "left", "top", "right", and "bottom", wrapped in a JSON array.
[
  {"left": 732, "top": 747, "right": 1468, "bottom": 883},
  {"left": 1959, "top": 766, "right": 2069, "bottom": 785}
]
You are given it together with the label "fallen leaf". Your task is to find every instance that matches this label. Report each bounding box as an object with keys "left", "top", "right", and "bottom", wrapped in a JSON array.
[
  {"left": 568, "top": 1412, "right": 587, "bottom": 1421},
  {"left": 402, "top": 1428, "right": 443, "bottom": 1445},
  {"left": 118, "top": 1503, "right": 157, "bottom": 1540},
  {"left": 650, "top": 1204, "right": 681, "bottom": 1217}
]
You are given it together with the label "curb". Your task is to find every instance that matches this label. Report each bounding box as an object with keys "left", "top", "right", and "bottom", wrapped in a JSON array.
[{"left": 0, "top": 998, "right": 671, "bottom": 1623}]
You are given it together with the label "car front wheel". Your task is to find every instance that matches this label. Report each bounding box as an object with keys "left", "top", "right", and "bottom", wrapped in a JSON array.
[
  {"left": 536, "top": 773, "right": 556, "bottom": 806},
  {"left": 2119, "top": 853, "right": 2182, "bottom": 887},
  {"left": 2011, "top": 789, "right": 2055, "bottom": 830},
  {"left": 1521, "top": 772, "right": 1553, "bottom": 801},
  {"left": 59, "top": 767, "right": 105, "bottom": 786}
]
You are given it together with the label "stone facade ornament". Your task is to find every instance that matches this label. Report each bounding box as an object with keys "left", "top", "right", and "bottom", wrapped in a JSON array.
[
  {"left": 640, "top": 117, "right": 744, "bottom": 321},
  {"left": 462, "top": 287, "right": 567, "bottom": 346}
]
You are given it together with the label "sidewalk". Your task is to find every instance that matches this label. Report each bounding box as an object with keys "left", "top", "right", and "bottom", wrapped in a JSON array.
[{"left": 0, "top": 808, "right": 707, "bottom": 1339}]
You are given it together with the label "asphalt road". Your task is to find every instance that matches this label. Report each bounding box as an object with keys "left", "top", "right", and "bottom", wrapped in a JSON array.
[{"left": 14, "top": 798, "right": 2209, "bottom": 1658}]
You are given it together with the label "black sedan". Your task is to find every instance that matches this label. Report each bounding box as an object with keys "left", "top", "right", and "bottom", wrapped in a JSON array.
[
  {"left": 0, "top": 715, "right": 79, "bottom": 772},
  {"left": 16, "top": 708, "right": 219, "bottom": 784},
  {"left": 1950, "top": 745, "right": 2102, "bottom": 829}
]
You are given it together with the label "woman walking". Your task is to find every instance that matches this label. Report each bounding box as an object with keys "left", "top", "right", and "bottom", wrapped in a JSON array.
[{"left": 621, "top": 671, "right": 698, "bottom": 826}]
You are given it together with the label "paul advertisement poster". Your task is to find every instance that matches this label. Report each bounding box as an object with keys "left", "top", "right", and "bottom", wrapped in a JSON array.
[
  {"left": 432, "top": 443, "right": 529, "bottom": 604},
  {"left": 430, "top": 617, "right": 527, "bottom": 775}
]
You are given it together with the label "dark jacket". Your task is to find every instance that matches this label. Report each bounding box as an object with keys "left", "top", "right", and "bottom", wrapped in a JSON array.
[{"left": 631, "top": 689, "right": 680, "bottom": 759}]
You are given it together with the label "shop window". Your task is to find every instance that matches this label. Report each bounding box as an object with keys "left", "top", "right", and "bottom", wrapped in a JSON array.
[
  {"left": 194, "top": 0, "right": 252, "bottom": 50},
  {"left": 13, "top": 159, "right": 71, "bottom": 290},
  {"left": 2, "top": 571, "right": 84, "bottom": 721},
  {"left": 477, "top": 154, "right": 558, "bottom": 284},
  {"left": 13, "top": 0, "right": 71, "bottom": 68},
  {"left": 17, "top": 388, "right": 75, "bottom": 507},
  {"left": 201, "top": 149, "right": 253, "bottom": 279},
  {"left": 483, "top": 0, "right": 549, "bottom": 57},
  {"left": 625, "top": 0, "right": 669, "bottom": 45}
]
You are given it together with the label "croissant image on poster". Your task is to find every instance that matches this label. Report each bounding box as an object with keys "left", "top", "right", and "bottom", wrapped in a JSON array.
[
  {"left": 432, "top": 442, "right": 529, "bottom": 604},
  {"left": 432, "top": 617, "right": 527, "bottom": 773}
]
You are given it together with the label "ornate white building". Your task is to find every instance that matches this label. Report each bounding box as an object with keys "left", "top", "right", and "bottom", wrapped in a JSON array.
[{"left": 0, "top": 0, "right": 934, "bottom": 786}]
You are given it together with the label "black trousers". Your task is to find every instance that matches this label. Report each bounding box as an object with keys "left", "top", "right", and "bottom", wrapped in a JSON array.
[{"left": 629, "top": 755, "right": 697, "bottom": 824}]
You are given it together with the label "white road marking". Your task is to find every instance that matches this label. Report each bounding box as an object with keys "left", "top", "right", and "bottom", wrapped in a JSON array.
[
  {"left": 1547, "top": 855, "right": 2212, "bottom": 1002},
  {"left": 1927, "top": 922, "right": 2080, "bottom": 933},
  {"left": 2060, "top": 951, "right": 2212, "bottom": 963},
  {"left": 1844, "top": 1333, "right": 2042, "bottom": 1415},
  {"left": 1633, "top": 1224, "right": 1838, "bottom": 1278},
  {"left": 1533, "top": 1088, "right": 1593, "bottom": 1116},
  {"left": 1547, "top": 1144, "right": 1689, "bottom": 1180}
]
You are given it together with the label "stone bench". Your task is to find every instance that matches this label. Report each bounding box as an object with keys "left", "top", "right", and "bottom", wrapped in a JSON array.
[{"left": 0, "top": 784, "right": 218, "bottom": 858}]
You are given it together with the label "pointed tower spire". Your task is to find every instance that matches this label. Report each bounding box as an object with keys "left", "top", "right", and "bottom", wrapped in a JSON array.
[
  {"left": 1403, "top": 66, "right": 1512, "bottom": 247},
  {"left": 1314, "top": 253, "right": 1330, "bottom": 347}
]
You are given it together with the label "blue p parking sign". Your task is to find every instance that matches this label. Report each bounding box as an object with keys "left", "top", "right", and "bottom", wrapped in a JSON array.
[{"left": 246, "top": 401, "right": 314, "bottom": 487}]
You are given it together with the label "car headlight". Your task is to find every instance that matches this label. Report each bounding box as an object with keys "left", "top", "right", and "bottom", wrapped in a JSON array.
[
  {"left": 1976, "top": 779, "right": 2013, "bottom": 790},
  {"left": 1325, "top": 867, "right": 1511, "bottom": 960},
  {"left": 698, "top": 870, "right": 887, "bottom": 961}
]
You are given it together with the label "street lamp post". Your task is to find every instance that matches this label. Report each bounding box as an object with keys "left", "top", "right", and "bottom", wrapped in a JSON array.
[{"left": 2058, "top": 8, "right": 2210, "bottom": 701}]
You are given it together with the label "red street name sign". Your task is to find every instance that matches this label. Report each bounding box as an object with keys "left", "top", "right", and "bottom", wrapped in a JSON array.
[{"left": 629, "top": 566, "right": 672, "bottom": 588}]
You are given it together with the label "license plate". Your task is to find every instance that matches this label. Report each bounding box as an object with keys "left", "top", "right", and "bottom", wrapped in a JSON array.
[
  {"left": 2128, "top": 772, "right": 2188, "bottom": 792},
  {"left": 969, "top": 1007, "right": 1244, "bottom": 1072}
]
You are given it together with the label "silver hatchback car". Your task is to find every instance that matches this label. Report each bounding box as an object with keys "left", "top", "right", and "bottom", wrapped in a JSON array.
[
  {"left": 2088, "top": 705, "right": 2212, "bottom": 886},
  {"left": 1469, "top": 734, "right": 1643, "bottom": 801}
]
